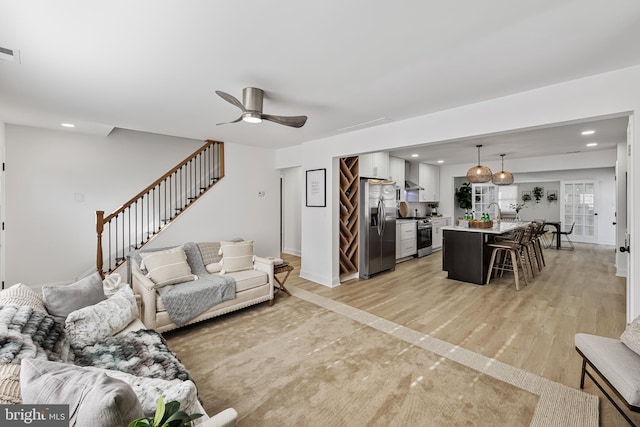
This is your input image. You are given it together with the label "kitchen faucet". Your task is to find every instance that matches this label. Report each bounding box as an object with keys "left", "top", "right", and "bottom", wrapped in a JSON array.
[{"left": 487, "top": 202, "right": 502, "bottom": 224}]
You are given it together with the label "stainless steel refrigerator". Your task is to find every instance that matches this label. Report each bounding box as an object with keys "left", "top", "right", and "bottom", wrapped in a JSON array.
[{"left": 359, "top": 179, "right": 396, "bottom": 279}]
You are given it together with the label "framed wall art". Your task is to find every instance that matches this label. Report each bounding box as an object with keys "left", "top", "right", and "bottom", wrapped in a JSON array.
[{"left": 306, "top": 168, "right": 326, "bottom": 207}]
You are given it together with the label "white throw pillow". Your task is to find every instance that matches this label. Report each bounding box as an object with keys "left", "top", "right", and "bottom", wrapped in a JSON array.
[
  {"left": 65, "top": 286, "right": 138, "bottom": 347},
  {"left": 20, "top": 359, "right": 144, "bottom": 427},
  {"left": 621, "top": 315, "right": 640, "bottom": 356},
  {"left": 103, "top": 273, "right": 126, "bottom": 297},
  {"left": 140, "top": 246, "right": 197, "bottom": 288},
  {"left": 219, "top": 240, "right": 255, "bottom": 274},
  {"left": 0, "top": 283, "right": 47, "bottom": 313}
]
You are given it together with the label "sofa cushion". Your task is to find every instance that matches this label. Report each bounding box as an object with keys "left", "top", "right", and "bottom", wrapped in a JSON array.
[
  {"left": 219, "top": 240, "right": 255, "bottom": 273},
  {"left": 140, "top": 246, "right": 197, "bottom": 288},
  {"left": 42, "top": 272, "right": 106, "bottom": 323},
  {"left": 65, "top": 286, "right": 139, "bottom": 347},
  {"left": 226, "top": 269, "right": 269, "bottom": 292},
  {"left": 0, "top": 283, "right": 47, "bottom": 313},
  {"left": 0, "top": 363, "right": 21, "bottom": 404},
  {"left": 20, "top": 358, "right": 144, "bottom": 427}
]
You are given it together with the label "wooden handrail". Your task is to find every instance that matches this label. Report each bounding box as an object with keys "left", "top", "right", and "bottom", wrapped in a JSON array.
[
  {"left": 103, "top": 140, "right": 224, "bottom": 224},
  {"left": 96, "top": 140, "right": 224, "bottom": 276}
]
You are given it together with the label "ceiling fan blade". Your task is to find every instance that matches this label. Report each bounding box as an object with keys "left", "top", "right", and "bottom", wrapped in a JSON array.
[
  {"left": 215, "top": 90, "right": 246, "bottom": 111},
  {"left": 261, "top": 114, "right": 308, "bottom": 128},
  {"left": 216, "top": 116, "right": 243, "bottom": 126}
]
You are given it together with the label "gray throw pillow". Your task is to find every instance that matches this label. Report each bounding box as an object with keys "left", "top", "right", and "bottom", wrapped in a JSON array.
[
  {"left": 42, "top": 272, "right": 107, "bottom": 323},
  {"left": 20, "top": 358, "right": 144, "bottom": 427}
]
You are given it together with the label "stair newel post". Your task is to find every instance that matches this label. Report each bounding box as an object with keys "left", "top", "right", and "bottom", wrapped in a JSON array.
[{"left": 96, "top": 210, "right": 105, "bottom": 279}]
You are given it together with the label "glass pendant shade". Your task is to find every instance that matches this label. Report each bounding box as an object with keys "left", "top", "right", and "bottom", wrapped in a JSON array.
[
  {"left": 466, "top": 145, "right": 492, "bottom": 183},
  {"left": 492, "top": 154, "right": 514, "bottom": 185}
]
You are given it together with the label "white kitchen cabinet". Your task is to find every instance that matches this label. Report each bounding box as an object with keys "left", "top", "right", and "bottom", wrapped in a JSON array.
[
  {"left": 396, "top": 220, "right": 417, "bottom": 260},
  {"left": 388, "top": 156, "right": 405, "bottom": 201},
  {"left": 406, "top": 162, "right": 440, "bottom": 202},
  {"left": 359, "top": 152, "right": 389, "bottom": 179},
  {"left": 431, "top": 217, "right": 451, "bottom": 250}
]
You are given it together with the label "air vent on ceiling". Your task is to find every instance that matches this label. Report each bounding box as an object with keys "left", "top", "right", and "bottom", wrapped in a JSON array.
[
  {"left": 0, "top": 46, "right": 20, "bottom": 63},
  {"left": 337, "top": 117, "right": 393, "bottom": 132}
]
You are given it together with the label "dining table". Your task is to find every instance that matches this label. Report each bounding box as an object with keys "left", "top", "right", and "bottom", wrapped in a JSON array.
[{"left": 545, "top": 221, "right": 562, "bottom": 249}]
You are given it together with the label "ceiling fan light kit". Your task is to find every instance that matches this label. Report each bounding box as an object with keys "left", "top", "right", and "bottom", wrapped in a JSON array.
[
  {"left": 216, "top": 87, "right": 307, "bottom": 128},
  {"left": 492, "top": 153, "right": 514, "bottom": 185},
  {"left": 466, "top": 144, "right": 493, "bottom": 183}
]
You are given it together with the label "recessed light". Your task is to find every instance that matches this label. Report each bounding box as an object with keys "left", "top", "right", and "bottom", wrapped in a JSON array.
[
  {"left": 586, "top": 142, "right": 598, "bottom": 147},
  {"left": 61, "top": 123, "right": 75, "bottom": 128},
  {"left": 437, "top": 160, "right": 444, "bottom": 164},
  {"left": 411, "top": 154, "right": 419, "bottom": 158},
  {"left": 581, "top": 130, "right": 595, "bottom": 135}
]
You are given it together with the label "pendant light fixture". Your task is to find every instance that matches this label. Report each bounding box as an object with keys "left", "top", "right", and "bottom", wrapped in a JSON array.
[
  {"left": 466, "top": 144, "right": 492, "bottom": 183},
  {"left": 492, "top": 154, "right": 514, "bottom": 185}
]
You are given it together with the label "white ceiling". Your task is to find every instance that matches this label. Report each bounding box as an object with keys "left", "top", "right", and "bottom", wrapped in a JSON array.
[{"left": 1, "top": 1, "right": 639, "bottom": 157}]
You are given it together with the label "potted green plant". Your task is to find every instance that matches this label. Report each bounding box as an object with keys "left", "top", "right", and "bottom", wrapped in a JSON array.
[
  {"left": 126, "top": 397, "right": 202, "bottom": 427},
  {"left": 521, "top": 192, "right": 532, "bottom": 203},
  {"left": 547, "top": 191, "right": 557, "bottom": 202},
  {"left": 455, "top": 183, "right": 472, "bottom": 210},
  {"left": 533, "top": 186, "right": 544, "bottom": 203}
]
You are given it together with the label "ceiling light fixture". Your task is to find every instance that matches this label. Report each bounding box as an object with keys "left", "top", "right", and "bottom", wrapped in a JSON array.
[
  {"left": 61, "top": 123, "right": 75, "bottom": 128},
  {"left": 437, "top": 160, "right": 444, "bottom": 164},
  {"left": 466, "top": 144, "right": 492, "bottom": 183},
  {"left": 491, "top": 154, "right": 514, "bottom": 186},
  {"left": 581, "top": 130, "right": 595, "bottom": 135},
  {"left": 241, "top": 112, "right": 262, "bottom": 124},
  {"left": 411, "top": 154, "right": 419, "bottom": 158},
  {"left": 586, "top": 142, "right": 598, "bottom": 147}
]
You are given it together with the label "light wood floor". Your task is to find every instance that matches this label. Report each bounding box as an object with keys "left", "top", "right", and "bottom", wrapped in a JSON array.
[{"left": 281, "top": 241, "right": 635, "bottom": 426}]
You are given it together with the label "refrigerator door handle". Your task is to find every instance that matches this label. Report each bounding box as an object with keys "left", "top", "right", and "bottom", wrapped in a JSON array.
[{"left": 378, "top": 198, "right": 385, "bottom": 236}]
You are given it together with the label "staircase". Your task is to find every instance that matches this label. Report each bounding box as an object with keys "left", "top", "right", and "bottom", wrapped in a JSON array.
[{"left": 96, "top": 140, "right": 224, "bottom": 276}]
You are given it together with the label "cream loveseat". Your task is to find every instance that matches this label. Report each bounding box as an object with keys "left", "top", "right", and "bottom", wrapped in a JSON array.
[
  {"left": 129, "top": 240, "right": 275, "bottom": 333},
  {"left": 0, "top": 278, "right": 237, "bottom": 427}
]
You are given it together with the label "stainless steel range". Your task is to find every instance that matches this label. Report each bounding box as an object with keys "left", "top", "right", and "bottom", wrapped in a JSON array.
[{"left": 416, "top": 219, "right": 433, "bottom": 257}]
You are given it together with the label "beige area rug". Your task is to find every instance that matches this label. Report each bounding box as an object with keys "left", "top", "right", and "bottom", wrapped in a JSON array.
[{"left": 166, "top": 287, "right": 598, "bottom": 427}]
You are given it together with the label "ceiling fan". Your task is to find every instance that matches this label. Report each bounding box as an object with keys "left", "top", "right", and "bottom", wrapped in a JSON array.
[{"left": 215, "top": 87, "right": 308, "bottom": 128}]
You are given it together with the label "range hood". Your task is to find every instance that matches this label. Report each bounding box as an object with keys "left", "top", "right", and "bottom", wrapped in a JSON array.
[
  {"left": 404, "top": 162, "right": 423, "bottom": 190},
  {"left": 404, "top": 180, "right": 423, "bottom": 191}
]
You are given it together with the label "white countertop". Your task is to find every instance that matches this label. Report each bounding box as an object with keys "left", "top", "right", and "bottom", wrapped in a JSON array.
[{"left": 442, "top": 221, "right": 527, "bottom": 235}]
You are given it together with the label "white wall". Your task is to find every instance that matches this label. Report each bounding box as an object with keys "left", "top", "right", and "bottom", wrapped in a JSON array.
[
  {"left": 277, "top": 64, "right": 639, "bottom": 320},
  {"left": 4, "top": 125, "right": 280, "bottom": 286},
  {"left": 281, "top": 167, "right": 301, "bottom": 256}
]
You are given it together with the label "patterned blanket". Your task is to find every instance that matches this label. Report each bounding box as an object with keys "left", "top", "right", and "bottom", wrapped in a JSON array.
[
  {"left": 0, "top": 305, "right": 69, "bottom": 363},
  {"left": 71, "top": 329, "right": 192, "bottom": 382}
]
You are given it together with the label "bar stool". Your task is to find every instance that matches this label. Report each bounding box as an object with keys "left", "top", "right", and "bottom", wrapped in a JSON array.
[
  {"left": 486, "top": 227, "right": 528, "bottom": 290},
  {"left": 529, "top": 221, "right": 546, "bottom": 271}
]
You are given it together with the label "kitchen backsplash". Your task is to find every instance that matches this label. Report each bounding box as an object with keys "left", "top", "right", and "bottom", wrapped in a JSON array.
[{"left": 400, "top": 202, "right": 431, "bottom": 217}]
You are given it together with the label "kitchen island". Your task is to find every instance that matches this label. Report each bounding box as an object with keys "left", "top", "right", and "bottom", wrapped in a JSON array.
[{"left": 442, "top": 222, "right": 525, "bottom": 285}]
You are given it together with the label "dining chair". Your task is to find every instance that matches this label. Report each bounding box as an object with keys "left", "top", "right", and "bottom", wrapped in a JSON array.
[{"left": 552, "top": 222, "right": 576, "bottom": 250}]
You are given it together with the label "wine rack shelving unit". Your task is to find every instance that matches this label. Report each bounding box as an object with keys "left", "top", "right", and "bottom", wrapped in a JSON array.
[{"left": 339, "top": 157, "right": 359, "bottom": 277}]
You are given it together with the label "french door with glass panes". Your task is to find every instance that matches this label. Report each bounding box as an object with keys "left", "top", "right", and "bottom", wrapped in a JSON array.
[{"left": 561, "top": 180, "right": 597, "bottom": 243}]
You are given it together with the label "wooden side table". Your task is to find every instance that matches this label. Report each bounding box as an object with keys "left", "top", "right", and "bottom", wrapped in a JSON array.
[{"left": 273, "top": 262, "right": 293, "bottom": 297}]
